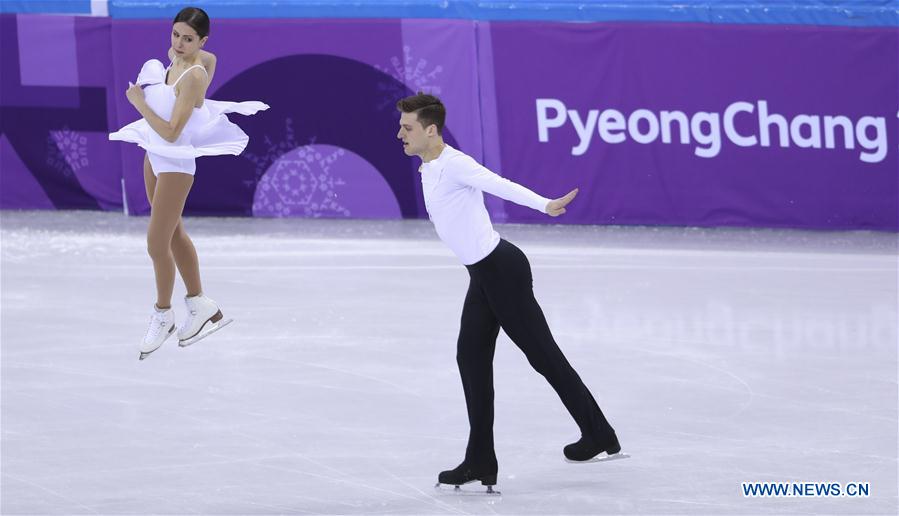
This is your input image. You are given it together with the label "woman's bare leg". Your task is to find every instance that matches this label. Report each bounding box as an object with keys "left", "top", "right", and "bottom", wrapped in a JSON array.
[
  {"left": 143, "top": 158, "right": 195, "bottom": 308},
  {"left": 144, "top": 156, "right": 203, "bottom": 303}
]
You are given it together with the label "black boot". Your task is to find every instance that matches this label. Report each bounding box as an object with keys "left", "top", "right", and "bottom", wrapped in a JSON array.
[
  {"left": 437, "top": 460, "right": 498, "bottom": 487},
  {"left": 564, "top": 432, "right": 621, "bottom": 462}
]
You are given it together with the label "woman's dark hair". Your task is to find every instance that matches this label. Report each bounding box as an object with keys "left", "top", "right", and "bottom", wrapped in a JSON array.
[{"left": 173, "top": 7, "right": 210, "bottom": 39}]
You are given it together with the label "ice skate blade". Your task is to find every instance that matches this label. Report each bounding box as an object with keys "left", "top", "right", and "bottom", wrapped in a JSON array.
[
  {"left": 138, "top": 344, "right": 165, "bottom": 360},
  {"left": 179, "top": 318, "right": 233, "bottom": 347},
  {"left": 139, "top": 326, "right": 175, "bottom": 360},
  {"left": 434, "top": 483, "right": 501, "bottom": 496},
  {"left": 565, "top": 451, "right": 630, "bottom": 464}
]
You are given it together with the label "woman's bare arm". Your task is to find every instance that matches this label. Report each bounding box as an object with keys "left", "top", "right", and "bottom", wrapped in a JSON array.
[{"left": 126, "top": 70, "right": 205, "bottom": 143}]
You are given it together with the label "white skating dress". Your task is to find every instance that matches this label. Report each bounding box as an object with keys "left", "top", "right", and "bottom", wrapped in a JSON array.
[{"left": 109, "top": 59, "right": 269, "bottom": 175}]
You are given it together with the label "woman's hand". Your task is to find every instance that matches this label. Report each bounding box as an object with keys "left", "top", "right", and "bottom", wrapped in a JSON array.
[{"left": 126, "top": 81, "right": 144, "bottom": 108}]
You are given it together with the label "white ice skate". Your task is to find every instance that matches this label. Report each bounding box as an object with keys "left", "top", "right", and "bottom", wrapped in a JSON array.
[
  {"left": 178, "top": 294, "right": 232, "bottom": 347},
  {"left": 140, "top": 306, "right": 176, "bottom": 360}
]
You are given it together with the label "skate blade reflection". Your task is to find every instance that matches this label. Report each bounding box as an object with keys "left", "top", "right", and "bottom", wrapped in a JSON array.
[
  {"left": 565, "top": 451, "right": 631, "bottom": 464},
  {"left": 434, "top": 483, "right": 501, "bottom": 496}
]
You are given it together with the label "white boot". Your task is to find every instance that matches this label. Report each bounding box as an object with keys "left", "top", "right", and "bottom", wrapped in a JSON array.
[
  {"left": 178, "top": 294, "right": 232, "bottom": 347},
  {"left": 140, "top": 305, "right": 175, "bottom": 360}
]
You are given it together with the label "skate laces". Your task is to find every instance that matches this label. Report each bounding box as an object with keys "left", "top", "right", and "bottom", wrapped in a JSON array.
[
  {"left": 185, "top": 296, "right": 205, "bottom": 317},
  {"left": 145, "top": 311, "right": 170, "bottom": 341},
  {"left": 182, "top": 312, "right": 197, "bottom": 333},
  {"left": 184, "top": 296, "right": 214, "bottom": 323},
  {"left": 184, "top": 302, "right": 199, "bottom": 324}
]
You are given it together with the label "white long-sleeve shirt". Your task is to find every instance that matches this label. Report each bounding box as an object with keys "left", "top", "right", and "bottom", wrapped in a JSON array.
[{"left": 419, "top": 144, "right": 550, "bottom": 265}]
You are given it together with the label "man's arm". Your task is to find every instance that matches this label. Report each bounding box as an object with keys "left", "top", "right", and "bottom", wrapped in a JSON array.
[{"left": 449, "top": 155, "right": 576, "bottom": 215}]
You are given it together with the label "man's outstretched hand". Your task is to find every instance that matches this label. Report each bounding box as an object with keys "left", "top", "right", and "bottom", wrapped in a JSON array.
[{"left": 546, "top": 188, "right": 579, "bottom": 217}]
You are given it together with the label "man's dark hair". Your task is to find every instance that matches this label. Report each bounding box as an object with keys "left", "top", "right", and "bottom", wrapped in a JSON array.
[
  {"left": 173, "top": 7, "right": 210, "bottom": 39},
  {"left": 396, "top": 92, "right": 445, "bottom": 135}
]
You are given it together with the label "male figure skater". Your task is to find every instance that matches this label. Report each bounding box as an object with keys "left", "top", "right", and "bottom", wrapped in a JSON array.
[{"left": 396, "top": 93, "right": 624, "bottom": 491}]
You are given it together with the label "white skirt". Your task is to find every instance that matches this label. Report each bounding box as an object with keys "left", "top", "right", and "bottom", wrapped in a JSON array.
[
  {"left": 111, "top": 99, "right": 269, "bottom": 175},
  {"left": 148, "top": 152, "right": 196, "bottom": 175}
]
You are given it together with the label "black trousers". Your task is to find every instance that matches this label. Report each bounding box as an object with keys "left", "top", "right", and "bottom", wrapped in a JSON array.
[{"left": 458, "top": 239, "right": 615, "bottom": 467}]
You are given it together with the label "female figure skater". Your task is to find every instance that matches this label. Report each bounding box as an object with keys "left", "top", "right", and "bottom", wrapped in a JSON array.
[{"left": 109, "top": 7, "right": 268, "bottom": 360}]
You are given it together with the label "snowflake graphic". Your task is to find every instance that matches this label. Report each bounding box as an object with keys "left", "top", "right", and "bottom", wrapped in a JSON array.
[
  {"left": 242, "top": 117, "right": 301, "bottom": 189},
  {"left": 251, "top": 138, "right": 351, "bottom": 218},
  {"left": 47, "top": 128, "right": 88, "bottom": 177},
  {"left": 375, "top": 45, "right": 444, "bottom": 111}
]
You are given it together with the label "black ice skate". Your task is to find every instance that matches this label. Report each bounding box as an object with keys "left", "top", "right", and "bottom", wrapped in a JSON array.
[
  {"left": 564, "top": 432, "right": 630, "bottom": 463},
  {"left": 434, "top": 461, "right": 500, "bottom": 495}
]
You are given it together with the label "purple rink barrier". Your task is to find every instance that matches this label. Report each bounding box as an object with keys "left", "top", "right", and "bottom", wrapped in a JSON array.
[
  {"left": 109, "top": 18, "right": 482, "bottom": 218},
  {"left": 3, "top": 15, "right": 483, "bottom": 219},
  {"left": 0, "top": 15, "right": 122, "bottom": 211},
  {"left": 1, "top": 14, "right": 896, "bottom": 230},
  {"left": 484, "top": 21, "right": 898, "bottom": 230}
]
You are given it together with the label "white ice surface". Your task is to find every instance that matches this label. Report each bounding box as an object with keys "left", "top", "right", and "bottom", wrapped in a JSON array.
[{"left": 2, "top": 211, "right": 896, "bottom": 515}]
